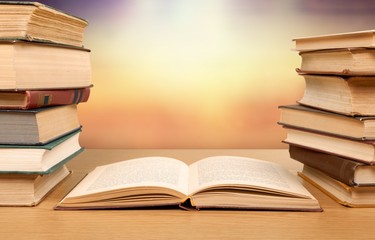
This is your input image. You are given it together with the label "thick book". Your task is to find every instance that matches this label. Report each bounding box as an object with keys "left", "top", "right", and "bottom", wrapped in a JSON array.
[
  {"left": 55, "top": 156, "right": 321, "bottom": 211},
  {"left": 299, "top": 165, "right": 375, "bottom": 207},
  {"left": 278, "top": 105, "right": 375, "bottom": 139},
  {"left": 0, "top": 104, "right": 81, "bottom": 145},
  {"left": 0, "top": 87, "right": 90, "bottom": 109},
  {"left": 296, "top": 48, "right": 375, "bottom": 76},
  {"left": 0, "top": 130, "right": 83, "bottom": 173},
  {"left": 283, "top": 127, "right": 375, "bottom": 164},
  {"left": 289, "top": 145, "right": 375, "bottom": 186},
  {"left": 293, "top": 29, "right": 375, "bottom": 51},
  {"left": 0, "top": 165, "right": 70, "bottom": 206},
  {"left": 0, "top": 1, "right": 88, "bottom": 47},
  {"left": 297, "top": 75, "right": 375, "bottom": 116},
  {"left": 0, "top": 40, "right": 92, "bottom": 90}
]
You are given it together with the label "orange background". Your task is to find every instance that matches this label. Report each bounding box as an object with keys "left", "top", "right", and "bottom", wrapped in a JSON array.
[{"left": 41, "top": 0, "right": 375, "bottom": 148}]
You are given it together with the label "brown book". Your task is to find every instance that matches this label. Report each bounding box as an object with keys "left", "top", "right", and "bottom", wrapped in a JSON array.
[
  {"left": 0, "top": 40, "right": 92, "bottom": 90},
  {"left": 278, "top": 105, "right": 375, "bottom": 139},
  {"left": 296, "top": 48, "right": 375, "bottom": 76},
  {"left": 283, "top": 126, "right": 375, "bottom": 164},
  {"left": 0, "top": 88, "right": 90, "bottom": 109},
  {"left": 0, "top": 105, "right": 81, "bottom": 145},
  {"left": 0, "top": 165, "right": 70, "bottom": 206},
  {"left": 299, "top": 165, "right": 375, "bottom": 207},
  {"left": 296, "top": 75, "right": 375, "bottom": 116},
  {"left": 289, "top": 145, "right": 375, "bottom": 186},
  {"left": 0, "top": 1, "right": 88, "bottom": 47},
  {"left": 293, "top": 29, "right": 375, "bottom": 51},
  {"left": 55, "top": 156, "right": 321, "bottom": 211}
]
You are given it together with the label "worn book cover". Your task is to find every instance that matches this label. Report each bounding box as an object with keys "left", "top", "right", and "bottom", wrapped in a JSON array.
[
  {"left": 0, "top": 40, "right": 92, "bottom": 90},
  {"left": 293, "top": 29, "right": 375, "bottom": 51},
  {"left": 283, "top": 126, "right": 375, "bottom": 164},
  {"left": 0, "top": 130, "right": 83, "bottom": 172},
  {"left": 0, "top": 1, "right": 88, "bottom": 47},
  {"left": 278, "top": 104, "right": 375, "bottom": 140},
  {"left": 0, "top": 87, "right": 91, "bottom": 109},
  {"left": 289, "top": 145, "right": 375, "bottom": 186},
  {"left": 0, "top": 105, "right": 81, "bottom": 145}
]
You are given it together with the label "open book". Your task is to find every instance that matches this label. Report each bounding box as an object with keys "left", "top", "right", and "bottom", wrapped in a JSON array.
[{"left": 55, "top": 156, "right": 321, "bottom": 211}]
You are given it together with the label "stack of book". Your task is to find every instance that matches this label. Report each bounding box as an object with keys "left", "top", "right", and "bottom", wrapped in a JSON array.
[
  {"left": 0, "top": 2, "right": 92, "bottom": 206},
  {"left": 278, "top": 30, "right": 375, "bottom": 207}
]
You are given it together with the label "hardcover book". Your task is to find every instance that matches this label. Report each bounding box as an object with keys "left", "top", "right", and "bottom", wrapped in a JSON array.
[
  {"left": 0, "top": 40, "right": 92, "bottom": 90},
  {"left": 55, "top": 156, "right": 321, "bottom": 211},
  {"left": 278, "top": 105, "right": 375, "bottom": 139},
  {"left": 297, "top": 75, "right": 375, "bottom": 116},
  {"left": 293, "top": 29, "right": 375, "bottom": 51},
  {"left": 0, "top": 130, "right": 83, "bottom": 173},
  {"left": 297, "top": 48, "right": 375, "bottom": 76},
  {"left": 0, "top": 1, "right": 88, "bottom": 47},
  {"left": 289, "top": 145, "right": 375, "bottom": 186},
  {"left": 0, "top": 87, "right": 90, "bottom": 109},
  {"left": 283, "top": 126, "right": 375, "bottom": 164},
  {"left": 299, "top": 165, "right": 375, "bottom": 207},
  {"left": 0, "top": 165, "right": 70, "bottom": 206},
  {"left": 0, "top": 104, "right": 81, "bottom": 145}
]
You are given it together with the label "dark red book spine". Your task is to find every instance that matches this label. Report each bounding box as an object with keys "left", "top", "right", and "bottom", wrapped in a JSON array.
[{"left": 24, "top": 88, "right": 90, "bottom": 109}]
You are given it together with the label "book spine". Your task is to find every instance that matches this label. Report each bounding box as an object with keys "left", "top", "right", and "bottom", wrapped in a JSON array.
[
  {"left": 25, "top": 88, "right": 90, "bottom": 109},
  {"left": 289, "top": 145, "right": 360, "bottom": 186}
]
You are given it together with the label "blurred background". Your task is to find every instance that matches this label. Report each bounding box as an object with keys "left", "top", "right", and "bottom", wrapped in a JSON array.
[{"left": 29, "top": 0, "right": 375, "bottom": 148}]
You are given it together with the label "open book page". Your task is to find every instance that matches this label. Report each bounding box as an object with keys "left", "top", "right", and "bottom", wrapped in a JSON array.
[
  {"left": 188, "top": 156, "right": 314, "bottom": 198},
  {"left": 64, "top": 157, "right": 190, "bottom": 198}
]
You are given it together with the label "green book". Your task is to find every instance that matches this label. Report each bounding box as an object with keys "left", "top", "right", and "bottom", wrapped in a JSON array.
[{"left": 0, "top": 130, "right": 83, "bottom": 174}]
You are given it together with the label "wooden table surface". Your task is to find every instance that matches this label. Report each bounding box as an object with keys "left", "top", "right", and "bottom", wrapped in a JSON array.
[{"left": 1, "top": 149, "right": 374, "bottom": 240}]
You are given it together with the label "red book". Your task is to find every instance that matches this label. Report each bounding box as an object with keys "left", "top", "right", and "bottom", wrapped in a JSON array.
[{"left": 0, "top": 88, "right": 90, "bottom": 109}]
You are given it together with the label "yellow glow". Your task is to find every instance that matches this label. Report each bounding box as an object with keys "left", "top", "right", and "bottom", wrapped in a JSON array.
[{"left": 75, "top": 1, "right": 371, "bottom": 148}]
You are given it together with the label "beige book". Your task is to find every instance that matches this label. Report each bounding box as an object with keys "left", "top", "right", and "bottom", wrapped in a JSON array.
[
  {"left": 0, "top": 40, "right": 92, "bottom": 90},
  {"left": 0, "top": 130, "right": 83, "bottom": 173},
  {"left": 55, "top": 156, "right": 321, "bottom": 211},
  {"left": 283, "top": 127, "right": 375, "bottom": 164},
  {"left": 297, "top": 75, "right": 375, "bottom": 116},
  {"left": 299, "top": 165, "right": 375, "bottom": 207},
  {"left": 278, "top": 105, "right": 375, "bottom": 139},
  {"left": 0, "top": 1, "right": 88, "bottom": 47},
  {"left": 0, "top": 165, "right": 70, "bottom": 206},
  {"left": 297, "top": 48, "right": 375, "bottom": 76},
  {"left": 293, "top": 30, "right": 375, "bottom": 51}
]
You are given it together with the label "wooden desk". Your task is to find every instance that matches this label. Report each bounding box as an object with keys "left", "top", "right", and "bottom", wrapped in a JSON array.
[{"left": 1, "top": 149, "right": 374, "bottom": 239}]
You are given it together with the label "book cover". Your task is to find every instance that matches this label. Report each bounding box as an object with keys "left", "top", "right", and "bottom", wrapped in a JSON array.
[
  {"left": 0, "top": 129, "right": 80, "bottom": 150},
  {"left": 0, "top": 87, "right": 91, "bottom": 109},
  {"left": 0, "top": 1, "right": 88, "bottom": 23},
  {"left": 299, "top": 165, "right": 375, "bottom": 207},
  {"left": 296, "top": 75, "right": 375, "bottom": 116},
  {"left": 0, "top": 40, "right": 92, "bottom": 90},
  {"left": 283, "top": 126, "right": 375, "bottom": 164},
  {"left": 0, "top": 147, "right": 84, "bottom": 175},
  {"left": 289, "top": 145, "right": 375, "bottom": 186},
  {"left": 297, "top": 48, "right": 375, "bottom": 76},
  {"left": 0, "top": 164, "right": 71, "bottom": 206},
  {"left": 0, "top": 130, "right": 83, "bottom": 172},
  {"left": 278, "top": 104, "right": 375, "bottom": 140},
  {"left": 0, "top": 1, "right": 88, "bottom": 47},
  {"left": 0, "top": 105, "right": 81, "bottom": 145},
  {"left": 293, "top": 29, "right": 375, "bottom": 51}
]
